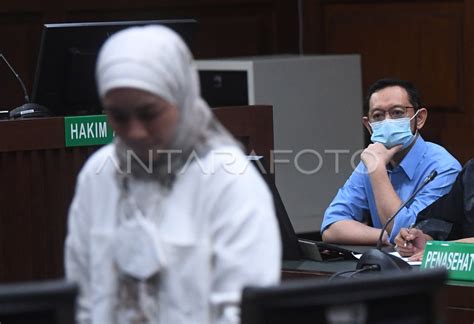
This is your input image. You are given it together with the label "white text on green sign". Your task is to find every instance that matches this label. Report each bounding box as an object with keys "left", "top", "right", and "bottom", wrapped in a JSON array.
[
  {"left": 421, "top": 241, "right": 474, "bottom": 282},
  {"left": 64, "top": 115, "right": 114, "bottom": 147}
]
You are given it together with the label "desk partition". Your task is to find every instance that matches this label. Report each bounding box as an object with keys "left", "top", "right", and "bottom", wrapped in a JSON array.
[{"left": 0, "top": 105, "right": 273, "bottom": 282}]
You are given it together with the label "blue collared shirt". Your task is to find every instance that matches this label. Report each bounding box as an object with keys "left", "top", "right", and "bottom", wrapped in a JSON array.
[{"left": 321, "top": 136, "right": 461, "bottom": 242}]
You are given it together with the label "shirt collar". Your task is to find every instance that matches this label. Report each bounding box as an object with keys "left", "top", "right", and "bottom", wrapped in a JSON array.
[{"left": 394, "top": 135, "right": 427, "bottom": 180}]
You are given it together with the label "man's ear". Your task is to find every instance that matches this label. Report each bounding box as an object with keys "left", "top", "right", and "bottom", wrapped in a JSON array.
[
  {"left": 414, "top": 108, "right": 428, "bottom": 131},
  {"left": 362, "top": 116, "right": 372, "bottom": 134}
]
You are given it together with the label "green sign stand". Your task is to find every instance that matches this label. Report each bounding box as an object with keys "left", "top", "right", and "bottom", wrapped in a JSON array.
[
  {"left": 64, "top": 115, "right": 114, "bottom": 147},
  {"left": 421, "top": 241, "right": 474, "bottom": 282}
]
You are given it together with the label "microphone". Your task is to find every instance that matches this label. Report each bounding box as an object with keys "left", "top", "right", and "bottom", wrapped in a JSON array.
[
  {"left": 376, "top": 169, "right": 438, "bottom": 249},
  {"left": 0, "top": 52, "right": 52, "bottom": 119},
  {"left": 0, "top": 53, "right": 30, "bottom": 103},
  {"left": 356, "top": 169, "right": 438, "bottom": 272}
]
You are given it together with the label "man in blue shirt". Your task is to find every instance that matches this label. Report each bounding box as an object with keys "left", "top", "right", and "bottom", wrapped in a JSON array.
[{"left": 321, "top": 78, "right": 461, "bottom": 245}]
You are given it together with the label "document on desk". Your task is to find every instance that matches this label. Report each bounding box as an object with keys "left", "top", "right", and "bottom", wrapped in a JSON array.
[{"left": 352, "top": 252, "right": 422, "bottom": 266}]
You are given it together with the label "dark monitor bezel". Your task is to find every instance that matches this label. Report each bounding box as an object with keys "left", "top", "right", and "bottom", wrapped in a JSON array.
[
  {"left": 241, "top": 268, "right": 447, "bottom": 324},
  {"left": 31, "top": 19, "right": 197, "bottom": 117},
  {"left": 0, "top": 279, "right": 77, "bottom": 323}
]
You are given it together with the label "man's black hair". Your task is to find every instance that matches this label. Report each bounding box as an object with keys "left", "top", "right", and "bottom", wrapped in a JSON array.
[{"left": 364, "top": 78, "right": 422, "bottom": 113}]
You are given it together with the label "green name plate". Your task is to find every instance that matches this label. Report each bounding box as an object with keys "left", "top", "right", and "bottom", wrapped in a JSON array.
[
  {"left": 64, "top": 115, "right": 114, "bottom": 147},
  {"left": 421, "top": 241, "right": 474, "bottom": 282}
]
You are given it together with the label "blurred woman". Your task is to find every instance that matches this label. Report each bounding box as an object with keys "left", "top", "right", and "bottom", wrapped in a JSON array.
[{"left": 65, "top": 25, "right": 281, "bottom": 324}]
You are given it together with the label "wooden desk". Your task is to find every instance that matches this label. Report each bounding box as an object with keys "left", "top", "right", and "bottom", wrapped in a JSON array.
[
  {"left": 0, "top": 105, "right": 273, "bottom": 282},
  {"left": 282, "top": 259, "right": 474, "bottom": 324}
]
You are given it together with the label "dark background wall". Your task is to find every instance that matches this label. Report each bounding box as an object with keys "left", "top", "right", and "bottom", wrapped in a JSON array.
[
  {"left": 302, "top": 0, "right": 474, "bottom": 163},
  {"left": 1, "top": 0, "right": 473, "bottom": 162}
]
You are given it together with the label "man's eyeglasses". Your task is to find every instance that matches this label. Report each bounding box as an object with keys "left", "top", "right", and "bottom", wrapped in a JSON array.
[{"left": 368, "top": 105, "right": 415, "bottom": 122}]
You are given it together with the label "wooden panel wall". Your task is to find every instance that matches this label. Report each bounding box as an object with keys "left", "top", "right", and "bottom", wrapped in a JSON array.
[
  {"left": 0, "top": 0, "right": 298, "bottom": 113},
  {"left": 302, "top": 0, "right": 474, "bottom": 163},
  {"left": 2, "top": 0, "right": 472, "bottom": 162},
  {"left": 0, "top": 147, "right": 94, "bottom": 281},
  {"left": 0, "top": 106, "right": 273, "bottom": 282}
]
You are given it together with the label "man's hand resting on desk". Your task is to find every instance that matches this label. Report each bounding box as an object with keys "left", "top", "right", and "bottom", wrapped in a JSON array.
[
  {"left": 395, "top": 227, "right": 432, "bottom": 258},
  {"left": 322, "top": 220, "right": 390, "bottom": 246}
]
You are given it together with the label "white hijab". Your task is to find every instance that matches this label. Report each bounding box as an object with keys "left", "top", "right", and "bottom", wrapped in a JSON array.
[{"left": 96, "top": 25, "right": 237, "bottom": 188}]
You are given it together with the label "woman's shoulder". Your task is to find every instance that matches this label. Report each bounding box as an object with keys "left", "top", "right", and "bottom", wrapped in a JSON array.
[
  {"left": 203, "top": 145, "right": 256, "bottom": 177},
  {"left": 77, "top": 144, "right": 117, "bottom": 182},
  {"left": 181, "top": 145, "right": 262, "bottom": 184}
]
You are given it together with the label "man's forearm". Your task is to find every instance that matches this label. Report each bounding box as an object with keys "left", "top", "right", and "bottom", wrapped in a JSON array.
[
  {"left": 369, "top": 166, "right": 402, "bottom": 233},
  {"left": 322, "top": 220, "right": 385, "bottom": 245}
]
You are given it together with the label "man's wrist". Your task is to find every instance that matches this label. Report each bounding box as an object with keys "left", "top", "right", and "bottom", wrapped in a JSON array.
[{"left": 367, "top": 163, "right": 387, "bottom": 177}]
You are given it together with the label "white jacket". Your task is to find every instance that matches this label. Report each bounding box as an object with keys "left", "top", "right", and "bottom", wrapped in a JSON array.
[{"left": 65, "top": 144, "right": 281, "bottom": 324}]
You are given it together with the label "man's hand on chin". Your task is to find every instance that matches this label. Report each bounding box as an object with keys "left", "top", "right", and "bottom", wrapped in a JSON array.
[{"left": 361, "top": 143, "right": 402, "bottom": 173}]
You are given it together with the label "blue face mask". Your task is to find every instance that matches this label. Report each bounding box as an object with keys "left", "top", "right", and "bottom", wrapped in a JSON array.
[{"left": 369, "top": 111, "right": 419, "bottom": 149}]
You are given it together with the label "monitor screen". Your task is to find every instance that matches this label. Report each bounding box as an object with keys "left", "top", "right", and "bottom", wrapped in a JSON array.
[
  {"left": 31, "top": 19, "right": 197, "bottom": 116},
  {"left": 0, "top": 279, "right": 77, "bottom": 324},
  {"left": 250, "top": 158, "right": 304, "bottom": 260},
  {"left": 241, "top": 268, "right": 447, "bottom": 324}
]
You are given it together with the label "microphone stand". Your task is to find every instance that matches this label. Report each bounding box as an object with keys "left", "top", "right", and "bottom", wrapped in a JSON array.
[
  {"left": 0, "top": 53, "right": 30, "bottom": 103},
  {"left": 0, "top": 53, "right": 51, "bottom": 119},
  {"left": 356, "top": 170, "right": 438, "bottom": 272}
]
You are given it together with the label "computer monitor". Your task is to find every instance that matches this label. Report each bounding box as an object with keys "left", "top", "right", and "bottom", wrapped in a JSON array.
[
  {"left": 250, "top": 158, "right": 304, "bottom": 260},
  {"left": 250, "top": 158, "right": 356, "bottom": 261},
  {"left": 0, "top": 279, "right": 77, "bottom": 324},
  {"left": 31, "top": 19, "right": 197, "bottom": 116},
  {"left": 241, "top": 268, "right": 447, "bottom": 324}
]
